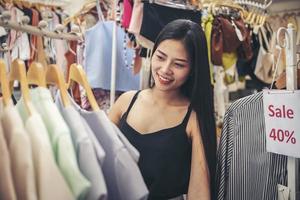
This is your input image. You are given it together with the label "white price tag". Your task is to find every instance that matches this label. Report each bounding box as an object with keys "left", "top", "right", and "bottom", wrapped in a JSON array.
[{"left": 263, "top": 90, "right": 300, "bottom": 158}]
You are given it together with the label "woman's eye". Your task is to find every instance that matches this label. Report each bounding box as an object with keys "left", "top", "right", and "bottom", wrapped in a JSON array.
[
  {"left": 156, "top": 55, "right": 164, "bottom": 60},
  {"left": 175, "top": 63, "right": 185, "bottom": 68}
]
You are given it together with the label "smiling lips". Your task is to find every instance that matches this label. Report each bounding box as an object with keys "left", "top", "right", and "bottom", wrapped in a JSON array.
[{"left": 157, "top": 73, "right": 173, "bottom": 85}]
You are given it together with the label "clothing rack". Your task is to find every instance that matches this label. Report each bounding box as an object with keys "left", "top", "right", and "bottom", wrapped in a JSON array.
[
  {"left": 0, "top": 14, "right": 82, "bottom": 41},
  {"left": 277, "top": 23, "right": 299, "bottom": 200},
  {"left": 143, "top": 0, "right": 198, "bottom": 10},
  {"left": 110, "top": 0, "right": 117, "bottom": 106},
  {"left": 234, "top": 0, "right": 273, "bottom": 10}
]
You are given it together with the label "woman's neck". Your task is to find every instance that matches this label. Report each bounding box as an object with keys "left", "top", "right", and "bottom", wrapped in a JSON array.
[{"left": 150, "top": 87, "right": 187, "bottom": 107}]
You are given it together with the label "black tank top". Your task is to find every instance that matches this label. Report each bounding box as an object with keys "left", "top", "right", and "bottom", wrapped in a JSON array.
[{"left": 119, "top": 91, "right": 192, "bottom": 200}]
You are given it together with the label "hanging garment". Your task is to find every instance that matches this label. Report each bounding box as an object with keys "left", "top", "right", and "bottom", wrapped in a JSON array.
[
  {"left": 81, "top": 88, "right": 123, "bottom": 112},
  {"left": 122, "top": 0, "right": 133, "bottom": 29},
  {"left": 29, "top": 87, "right": 91, "bottom": 200},
  {"left": 84, "top": 21, "right": 140, "bottom": 91},
  {"left": 29, "top": 8, "right": 40, "bottom": 65},
  {"left": 65, "top": 40, "right": 82, "bottom": 106},
  {"left": 140, "top": 2, "right": 202, "bottom": 43},
  {"left": 216, "top": 92, "right": 287, "bottom": 200},
  {"left": 128, "top": 0, "right": 143, "bottom": 35},
  {"left": 119, "top": 91, "right": 192, "bottom": 200},
  {"left": 16, "top": 100, "right": 74, "bottom": 200},
  {"left": 81, "top": 113, "right": 106, "bottom": 164},
  {"left": 55, "top": 93, "right": 108, "bottom": 200},
  {"left": 214, "top": 67, "right": 228, "bottom": 125},
  {"left": 111, "top": 122, "right": 140, "bottom": 162},
  {"left": 7, "top": 6, "right": 31, "bottom": 62},
  {"left": 202, "top": 13, "right": 214, "bottom": 84},
  {"left": 0, "top": 5, "right": 6, "bottom": 37},
  {"left": 64, "top": 91, "right": 149, "bottom": 200},
  {"left": 1, "top": 102, "right": 37, "bottom": 200},
  {"left": 254, "top": 26, "right": 275, "bottom": 84},
  {"left": 236, "top": 31, "right": 270, "bottom": 90},
  {"left": 0, "top": 25, "right": 7, "bottom": 37},
  {"left": 0, "top": 111, "right": 16, "bottom": 200}
]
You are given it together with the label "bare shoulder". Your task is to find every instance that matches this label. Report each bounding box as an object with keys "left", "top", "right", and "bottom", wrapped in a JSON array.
[
  {"left": 108, "top": 90, "right": 138, "bottom": 125},
  {"left": 186, "top": 110, "right": 201, "bottom": 139},
  {"left": 118, "top": 90, "right": 138, "bottom": 106}
]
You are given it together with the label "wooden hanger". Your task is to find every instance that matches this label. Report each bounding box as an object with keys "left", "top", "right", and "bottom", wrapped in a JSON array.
[
  {"left": 22, "top": 1, "right": 32, "bottom": 9},
  {"left": 46, "top": 64, "right": 70, "bottom": 107},
  {"left": 0, "top": 59, "right": 12, "bottom": 106},
  {"left": 27, "top": 62, "right": 47, "bottom": 87},
  {"left": 13, "top": 0, "right": 23, "bottom": 9},
  {"left": 67, "top": 63, "right": 99, "bottom": 111},
  {"left": 9, "top": 59, "right": 32, "bottom": 115},
  {"left": 205, "top": 1, "right": 244, "bottom": 16},
  {"left": 247, "top": 12, "right": 254, "bottom": 24}
]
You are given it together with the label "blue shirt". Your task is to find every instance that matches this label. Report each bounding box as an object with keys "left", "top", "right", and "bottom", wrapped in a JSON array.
[{"left": 84, "top": 21, "right": 140, "bottom": 91}]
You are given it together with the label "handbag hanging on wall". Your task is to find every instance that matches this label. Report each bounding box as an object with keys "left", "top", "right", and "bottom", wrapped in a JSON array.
[{"left": 211, "top": 14, "right": 252, "bottom": 66}]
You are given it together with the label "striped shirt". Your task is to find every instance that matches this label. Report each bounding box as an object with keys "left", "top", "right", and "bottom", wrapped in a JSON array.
[{"left": 216, "top": 92, "right": 287, "bottom": 200}]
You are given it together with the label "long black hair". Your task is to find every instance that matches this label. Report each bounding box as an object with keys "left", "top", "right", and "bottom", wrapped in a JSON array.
[{"left": 149, "top": 19, "right": 217, "bottom": 199}]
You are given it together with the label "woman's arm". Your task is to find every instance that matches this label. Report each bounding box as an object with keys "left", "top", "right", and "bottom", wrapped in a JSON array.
[
  {"left": 187, "top": 111, "right": 210, "bottom": 200},
  {"left": 108, "top": 90, "right": 137, "bottom": 126}
]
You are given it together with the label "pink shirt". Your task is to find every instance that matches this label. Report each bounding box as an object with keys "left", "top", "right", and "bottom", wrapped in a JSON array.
[{"left": 122, "top": 0, "right": 133, "bottom": 29}]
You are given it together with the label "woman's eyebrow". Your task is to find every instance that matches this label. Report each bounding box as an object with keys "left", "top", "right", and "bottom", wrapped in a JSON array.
[
  {"left": 175, "top": 58, "right": 188, "bottom": 63},
  {"left": 157, "top": 49, "right": 188, "bottom": 63},
  {"left": 157, "top": 50, "right": 167, "bottom": 56}
]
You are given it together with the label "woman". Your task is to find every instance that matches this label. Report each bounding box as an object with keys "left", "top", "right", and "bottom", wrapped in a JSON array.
[{"left": 109, "top": 19, "right": 216, "bottom": 200}]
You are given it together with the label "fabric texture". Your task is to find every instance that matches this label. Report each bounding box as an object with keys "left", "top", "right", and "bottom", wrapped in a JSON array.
[
  {"left": 55, "top": 92, "right": 108, "bottom": 200},
  {"left": 128, "top": 0, "right": 143, "bottom": 35},
  {"left": 119, "top": 91, "right": 192, "bottom": 199},
  {"left": 84, "top": 21, "right": 140, "bottom": 91},
  {"left": 140, "top": 2, "right": 201, "bottom": 43},
  {"left": 29, "top": 87, "right": 91, "bottom": 200},
  {"left": 1, "top": 102, "right": 37, "bottom": 200},
  {"left": 16, "top": 99, "right": 74, "bottom": 200},
  {"left": 7, "top": 6, "right": 31, "bottom": 62},
  {"left": 216, "top": 92, "right": 287, "bottom": 200},
  {"left": 67, "top": 92, "right": 149, "bottom": 200},
  {"left": 0, "top": 107, "right": 16, "bottom": 200},
  {"left": 122, "top": 0, "right": 133, "bottom": 29}
]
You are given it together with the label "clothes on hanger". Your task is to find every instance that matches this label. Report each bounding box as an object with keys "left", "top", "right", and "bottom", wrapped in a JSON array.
[
  {"left": 140, "top": 2, "right": 201, "bottom": 43},
  {"left": 1, "top": 101, "right": 37, "bottom": 200},
  {"left": 83, "top": 20, "right": 140, "bottom": 91},
  {"left": 0, "top": 108, "right": 16, "bottom": 200},
  {"left": 27, "top": 87, "right": 91, "bottom": 199},
  {"left": 56, "top": 91, "right": 149, "bottom": 200},
  {"left": 216, "top": 92, "right": 287, "bottom": 200},
  {"left": 55, "top": 93, "right": 108, "bottom": 200},
  {"left": 16, "top": 99, "right": 74, "bottom": 200}
]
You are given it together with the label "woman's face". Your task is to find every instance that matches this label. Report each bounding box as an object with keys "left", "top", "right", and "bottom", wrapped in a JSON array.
[{"left": 151, "top": 39, "right": 191, "bottom": 92}]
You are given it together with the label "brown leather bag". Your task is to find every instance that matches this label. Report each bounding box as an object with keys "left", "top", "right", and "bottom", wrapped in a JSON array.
[
  {"left": 237, "top": 26, "right": 253, "bottom": 61},
  {"left": 211, "top": 16, "right": 252, "bottom": 65},
  {"left": 211, "top": 17, "right": 223, "bottom": 65},
  {"left": 220, "top": 17, "right": 247, "bottom": 52}
]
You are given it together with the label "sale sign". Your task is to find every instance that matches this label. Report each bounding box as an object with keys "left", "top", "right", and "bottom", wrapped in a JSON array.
[{"left": 263, "top": 90, "right": 300, "bottom": 158}]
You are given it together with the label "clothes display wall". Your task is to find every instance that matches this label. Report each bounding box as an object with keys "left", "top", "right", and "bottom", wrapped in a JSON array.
[{"left": 0, "top": 58, "right": 149, "bottom": 200}]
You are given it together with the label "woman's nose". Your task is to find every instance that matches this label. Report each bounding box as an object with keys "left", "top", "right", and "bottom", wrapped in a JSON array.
[{"left": 160, "top": 61, "right": 172, "bottom": 74}]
